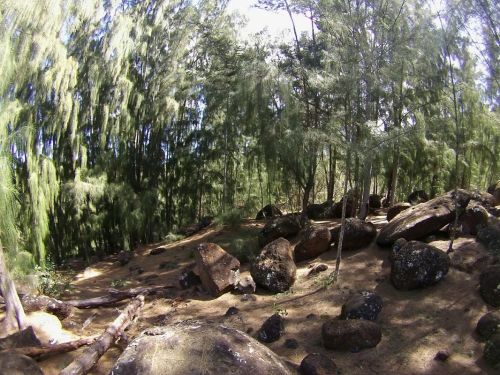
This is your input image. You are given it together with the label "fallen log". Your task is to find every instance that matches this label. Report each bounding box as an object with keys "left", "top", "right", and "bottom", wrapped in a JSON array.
[
  {"left": 64, "top": 285, "right": 173, "bottom": 308},
  {"left": 2, "top": 336, "right": 98, "bottom": 360},
  {"left": 59, "top": 295, "right": 144, "bottom": 375}
]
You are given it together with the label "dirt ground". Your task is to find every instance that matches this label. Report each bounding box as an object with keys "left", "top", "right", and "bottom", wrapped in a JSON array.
[{"left": 33, "top": 214, "right": 498, "bottom": 374}]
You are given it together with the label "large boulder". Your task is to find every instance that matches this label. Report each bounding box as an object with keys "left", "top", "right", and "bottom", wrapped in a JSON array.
[
  {"left": 305, "top": 202, "right": 331, "bottom": 220},
  {"left": 110, "top": 321, "right": 296, "bottom": 375},
  {"left": 477, "top": 220, "right": 500, "bottom": 254},
  {"left": 339, "top": 291, "right": 383, "bottom": 321},
  {"left": 480, "top": 266, "right": 500, "bottom": 307},
  {"left": 330, "top": 218, "right": 377, "bottom": 250},
  {"left": 322, "top": 319, "right": 381, "bottom": 351},
  {"left": 251, "top": 238, "right": 297, "bottom": 293},
  {"left": 390, "top": 241, "right": 450, "bottom": 290},
  {"left": 0, "top": 352, "right": 44, "bottom": 375},
  {"left": 194, "top": 243, "right": 240, "bottom": 297},
  {"left": 377, "top": 190, "right": 471, "bottom": 246},
  {"left": 330, "top": 197, "right": 355, "bottom": 218},
  {"left": 407, "top": 190, "right": 429, "bottom": 205},
  {"left": 455, "top": 203, "right": 489, "bottom": 235},
  {"left": 256, "top": 204, "right": 283, "bottom": 220},
  {"left": 488, "top": 180, "right": 500, "bottom": 205},
  {"left": 259, "top": 213, "right": 307, "bottom": 247},
  {"left": 294, "top": 226, "right": 331, "bottom": 262},
  {"left": 477, "top": 311, "right": 500, "bottom": 340},
  {"left": 387, "top": 203, "right": 411, "bottom": 222},
  {"left": 484, "top": 333, "right": 500, "bottom": 367}
]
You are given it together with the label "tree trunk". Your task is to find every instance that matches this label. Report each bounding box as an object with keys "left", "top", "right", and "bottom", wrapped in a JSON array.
[
  {"left": 358, "top": 159, "right": 372, "bottom": 220},
  {"left": 59, "top": 295, "right": 144, "bottom": 375},
  {"left": 0, "top": 242, "right": 26, "bottom": 334},
  {"left": 386, "top": 146, "right": 400, "bottom": 206},
  {"left": 326, "top": 146, "right": 337, "bottom": 203}
]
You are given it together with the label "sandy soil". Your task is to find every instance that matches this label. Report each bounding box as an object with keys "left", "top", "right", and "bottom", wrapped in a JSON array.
[{"left": 32, "top": 214, "right": 499, "bottom": 375}]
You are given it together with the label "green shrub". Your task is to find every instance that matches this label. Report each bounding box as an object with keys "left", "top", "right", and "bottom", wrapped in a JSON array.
[
  {"left": 228, "top": 237, "right": 258, "bottom": 263},
  {"left": 215, "top": 208, "right": 243, "bottom": 230},
  {"left": 164, "top": 232, "right": 185, "bottom": 243}
]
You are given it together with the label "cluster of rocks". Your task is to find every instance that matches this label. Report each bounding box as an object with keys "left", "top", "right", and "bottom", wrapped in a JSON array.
[
  {"left": 476, "top": 311, "right": 500, "bottom": 367},
  {"left": 301, "top": 194, "right": 382, "bottom": 221}
]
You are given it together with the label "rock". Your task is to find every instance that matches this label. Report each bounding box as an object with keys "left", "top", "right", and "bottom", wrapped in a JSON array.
[
  {"left": 448, "top": 240, "right": 494, "bottom": 274},
  {"left": 284, "top": 338, "right": 299, "bottom": 349},
  {"left": 307, "top": 263, "right": 329, "bottom": 277},
  {"left": 322, "top": 319, "right": 381, "bottom": 351},
  {"left": 488, "top": 180, "right": 500, "bottom": 205},
  {"left": 387, "top": 203, "right": 412, "bottom": 221},
  {"left": 305, "top": 203, "right": 328, "bottom": 220},
  {"left": 0, "top": 352, "right": 44, "bottom": 375},
  {"left": 299, "top": 353, "right": 338, "bottom": 375},
  {"left": 390, "top": 241, "right": 450, "bottom": 290},
  {"left": 331, "top": 197, "right": 354, "bottom": 218},
  {"left": 21, "top": 294, "right": 73, "bottom": 320},
  {"left": 0, "top": 327, "right": 41, "bottom": 350},
  {"left": 477, "top": 311, "right": 500, "bottom": 340},
  {"left": 389, "top": 238, "right": 408, "bottom": 263},
  {"left": 330, "top": 218, "right": 377, "bottom": 250},
  {"left": 470, "top": 190, "right": 497, "bottom": 208},
  {"left": 129, "top": 265, "right": 144, "bottom": 275},
  {"left": 178, "top": 217, "right": 213, "bottom": 237},
  {"left": 407, "top": 190, "right": 429, "bottom": 205},
  {"left": 377, "top": 190, "right": 471, "bottom": 246},
  {"left": 339, "top": 291, "right": 383, "bottom": 321},
  {"left": 149, "top": 246, "right": 167, "bottom": 256},
  {"left": 257, "top": 314, "right": 285, "bottom": 343},
  {"left": 234, "top": 274, "right": 256, "bottom": 294},
  {"left": 251, "top": 238, "right": 297, "bottom": 293},
  {"left": 110, "top": 321, "right": 296, "bottom": 375},
  {"left": 369, "top": 194, "right": 382, "bottom": 209},
  {"left": 259, "top": 213, "right": 307, "bottom": 247},
  {"left": 256, "top": 204, "right": 283, "bottom": 220},
  {"left": 484, "top": 333, "right": 500, "bottom": 367},
  {"left": 477, "top": 221, "right": 500, "bottom": 254},
  {"left": 179, "top": 266, "right": 202, "bottom": 289},
  {"left": 434, "top": 351, "right": 450, "bottom": 361},
  {"left": 117, "top": 250, "right": 132, "bottom": 266},
  {"left": 294, "top": 226, "right": 331, "bottom": 262},
  {"left": 455, "top": 204, "right": 489, "bottom": 235},
  {"left": 480, "top": 266, "right": 500, "bottom": 307},
  {"left": 194, "top": 243, "right": 240, "bottom": 297}
]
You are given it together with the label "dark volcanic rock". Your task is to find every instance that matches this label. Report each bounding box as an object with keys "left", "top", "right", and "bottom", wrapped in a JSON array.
[
  {"left": 259, "top": 213, "right": 307, "bottom": 247},
  {"left": 477, "top": 221, "right": 500, "bottom": 254},
  {"left": 377, "top": 190, "right": 471, "bottom": 246},
  {"left": 477, "top": 311, "right": 500, "bottom": 340},
  {"left": 484, "top": 333, "right": 500, "bottom": 367},
  {"left": 257, "top": 314, "right": 285, "bottom": 343},
  {"left": 330, "top": 218, "right": 377, "bottom": 250},
  {"left": 390, "top": 241, "right": 450, "bottom": 290},
  {"left": 488, "top": 180, "right": 500, "bottom": 205},
  {"left": 194, "top": 243, "right": 240, "bottom": 297},
  {"left": 21, "top": 294, "right": 73, "bottom": 320},
  {"left": 256, "top": 204, "right": 283, "bottom": 220},
  {"left": 305, "top": 202, "right": 331, "bottom": 220},
  {"left": 117, "top": 250, "right": 132, "bottom": 266},
  {"left": 387, "top": 203, "right": 412, "bottom": 222},
  {"left": 251, "top": 238, "right": 296, "bottom": 293},
  {"left": 407, "top": 190, "right": 429, "bottom": 205},
  {"left": 294, "top": 226, "right": 331, "bottom": 262},
  {"left": 149, "top": 246, "right": 167, "bottom": 256},
  {"left": 284, "top": 338, "right": 299, "bottom": 349},
  {"left": 0, "top": 327, "right": 41, "bottom": 350},
  {"left": 331, "top": 197, "right": 355, "bottom": 218},
  {"left": 110, "top": 321, "right": 295, "bottom": 375},
  {"left": 307, "top": 263, "right": 329, "bottom": 277},
  {"left": 322, "top": 319, "right": 381, "bottom": 351},
  {"left": 456, "top": 204, "right": 489, "bottom": 235},
  {"left": 480, "top": 266, "right": 500, "bottom": 307},
  {"left": 179, "top": 266, "right": 202, "bottom": 289},
  {"left": 0, "top": 352, "right": 44, "bottom": 375},
  {"left": 299, "top": 353, "right": 338, "bottom": 375},
  {"left": 339, "top": 291, "right": 383, "bottom": 321}
]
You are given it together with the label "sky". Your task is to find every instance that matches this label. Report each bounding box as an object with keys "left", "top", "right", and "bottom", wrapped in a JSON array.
[{"left": 226, "top": 0, "right": 312, "bottom": 40}]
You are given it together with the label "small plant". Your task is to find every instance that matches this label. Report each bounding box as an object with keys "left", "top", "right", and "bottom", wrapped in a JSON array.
[
  {"left": 228, "top": 237, "right": 258, "bottom": 263},
  {"left": 272, "top": 302, "right": 288, "bottom": 317},
  {"left": 215, "top": 208, "right": 242, "bottom": 230},
  {"left": 110, "top": 279, "right": 126, "bottom": 288},
  {"left": 164, "top": 232, "right": 185, "bottom": 244},
  {"left": 36, "top": 263, "right": 74, "bottom": 298}
]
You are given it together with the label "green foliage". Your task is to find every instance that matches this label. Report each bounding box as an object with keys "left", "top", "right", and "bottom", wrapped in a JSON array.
[
  {"left": 215, "top": 208, "right": 243, "bottom": 231},
  {"left": 35, "top": 264, "right": 74, "bottom": 298}
]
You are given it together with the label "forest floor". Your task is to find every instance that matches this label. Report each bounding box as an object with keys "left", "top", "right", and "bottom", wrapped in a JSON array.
[{"left": 37, "top": 213, "right": 497, "bottom": 375}]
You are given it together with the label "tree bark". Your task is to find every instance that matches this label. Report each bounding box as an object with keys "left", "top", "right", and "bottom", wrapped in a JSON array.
[
  {"left": 59, "top": 295, "right": 144, "bottom": 375},
  {"left": 2, "top": 336, "right": 98, "bottom": 360},
  {"left": 63, "top": 285, "right": 172, "bottom": 309},
  {"left": 358, "top": 159, "right": 372, "bottom": 220},
  {"left": 0, "top": 242, "right": 26, "bottom": 334},
  {"left": 326, "top": 146, "right": 337, "bottom": 203}
]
